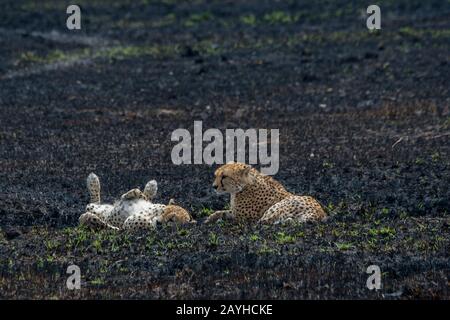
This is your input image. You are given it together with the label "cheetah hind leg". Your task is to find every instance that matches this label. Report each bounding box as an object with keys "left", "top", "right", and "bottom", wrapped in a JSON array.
[
  {"left": 143, "top": 180, "right": 158, "bottom": 201},
  {"left": 259, "top": 196, "right": 325, "bottom": 224},
  {"left": 87, "top": 173, "right": 101, "bottom": 203},
  {"left": 121, "top": 188, "right": 145, "bottom": 200}
]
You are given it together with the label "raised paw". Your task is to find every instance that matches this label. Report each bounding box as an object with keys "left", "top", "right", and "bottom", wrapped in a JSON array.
[
  {"left": 86, "top": 173, "right": 101, "bottom": 203},
  {"left": 121, "top": 188, "right": 145, "bottom": 200},
  {"left": 143, "top": 180, "right": 158, "bottom": 201},
  {"left": 204, "top": 210, "right": 229, "bottom": 224}
]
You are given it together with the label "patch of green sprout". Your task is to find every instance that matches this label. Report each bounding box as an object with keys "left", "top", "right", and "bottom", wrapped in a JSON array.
[
  {"left": 335, "top": 242, "right": 354, "bottom": 251},
  {"left": 209, "top": 232, "right": 219, "bottom": 246},
  {"left": 275, "top": 232, "right": 296, "bottom": 244}
]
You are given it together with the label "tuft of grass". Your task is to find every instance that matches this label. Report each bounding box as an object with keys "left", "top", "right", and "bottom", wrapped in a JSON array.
[
  {"left": 257, "top": 241, "right": 278, "bottom": 255},
  {"left": 18, "top": 44, "right": 181, "bottom": 67},
  {"left": 199, "top": 207, "right": 214, "bottom": 217},
  {"left": 249, "top": 234, "right": 259, "bottom": 242},
  {"left": 295, "top": 231, "right": 305, "bottom": 238},
  {"left": 369, "top": 226, "right": 396, "bottom": 238},
  {"left": 193, "top": 40, "right": 221, "bottom": 56},
  {"left": 73, "top": 227, "right": 90, "bottom": 249},
  {"left": 166, "top": 242, "right": 176, "bottom": 250},
  {"left": 240, "top": 14, "right": 257, "bottom": 25},
  {"left": 431, "top": 152, "right": 441, "bottom": 162},
  {"left": 209, "top": 232, "right": 219, "bottom": 246},
  {"left": 0, "top": 231, "right": 7, "bottom": 244},
  {"left": 92, "top": 239, "right": 102, "bottom": 252},
  {"left": 36, "top": 257, "right": 44, "bottom": 269},
  {"left": 275, "top": 232, "right": 295, "bottom": 245},
  {"left": 335, "top": 242, "right": 354, "bottom": 251},
  {"left": 178, "top": 228, "right": 189, "bottom": 237},
  {"left": 399, "top": 27, "right": 450, "bottom": 40},
  {"left": 263, "top": 11, "right": 298, "bottom": 24},
  {"left": 399, "top": 211, "right": 408, "bottom": 219},
  {"left": 19, "top": 49, "right": 89, "bottom": 65},
  {"left": 145, "top": 235, "right": 155, "bottom": 251},
  {"left": 322, "top": 160, "right": 334, "bottom": 169},
  {"left": 90, "top": 278, "right": 105, "bottom": 285},
  {"left": 19, "top": 51, "right": 45, "bottom": 63},
  {"left": 98, "top": 45, "right": 179, "bottom": 60},
  {"left": 414, "top": 157, "right": 425, "bottom": 165},
  {"left": 444, "top": 117, "right": 450, "bottom": 128},
  {"left": 349, "top": 229, "right": 359, "bottom": 237},
  {"left": 399, "top": 27, "right": 423, "bottom": 39},
  {"left": 44, "top": 239, "right": 58, "bottom": 251},
  {"left": 184, "top": 12, "right": 213, "bottom": 27}
]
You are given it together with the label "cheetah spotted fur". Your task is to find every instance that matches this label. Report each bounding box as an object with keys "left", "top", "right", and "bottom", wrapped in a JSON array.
[
  {"left": 205, "top": 162, "right": 326, "bottom": 224},
  {"left": 79, "top": 173, "right": 194, "bottom": 231}
]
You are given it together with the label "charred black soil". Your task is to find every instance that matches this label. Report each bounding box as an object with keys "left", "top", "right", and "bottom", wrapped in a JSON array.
[{"left": 0, "top": 0, "right": 449, "bottom": 299}]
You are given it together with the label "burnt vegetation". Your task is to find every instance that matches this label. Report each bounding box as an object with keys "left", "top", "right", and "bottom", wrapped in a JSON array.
[{"left": 0, "top": 0, "right": 449, "bottom": 299}]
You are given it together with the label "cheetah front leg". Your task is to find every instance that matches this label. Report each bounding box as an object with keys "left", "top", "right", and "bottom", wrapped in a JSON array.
[
  {"left": 80, "top": 203, "right": 118, "bottom": 230},
  {"left": 204, "top": 210, "right": 234, "bottom": 224},
  {"left": 79, "top": 212, "right": 119, "bottom": 231}
]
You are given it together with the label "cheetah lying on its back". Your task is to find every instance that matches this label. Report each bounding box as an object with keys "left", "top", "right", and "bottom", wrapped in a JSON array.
[
  {"left": 79, "top": 173, "right": 194, "bottom": 231},
  {"left": 205, "top": 162, "right": 326, "bottom": 224}
]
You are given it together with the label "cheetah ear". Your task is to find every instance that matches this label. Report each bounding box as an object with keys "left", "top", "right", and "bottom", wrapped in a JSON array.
[
  {"left": 241, "top": 165, "right": 255, "bottom": 184},
  {"left": 241, "top": 164, "right": 251, "bottom": 176}
]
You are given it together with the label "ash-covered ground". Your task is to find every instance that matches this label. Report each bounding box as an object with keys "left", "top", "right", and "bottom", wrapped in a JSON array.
[{"left": 0, "top": 0, "right": 449, "bottom": 299}]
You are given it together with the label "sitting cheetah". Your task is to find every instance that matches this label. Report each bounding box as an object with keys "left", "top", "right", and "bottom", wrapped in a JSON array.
[
  {"left": 79, "top": 173, "right": 194, "bottom": 231},
  {"left": 205, "top": 162, "right": 326, "bottom": 224}
]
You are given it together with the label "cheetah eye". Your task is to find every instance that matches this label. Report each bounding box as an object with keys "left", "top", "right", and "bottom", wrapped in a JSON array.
[
  {"left": 221, "top": 175, "right": 235, "bottom": 184},
  {"left": 220, "top": 175, "right": 227, "bottom": 185}
]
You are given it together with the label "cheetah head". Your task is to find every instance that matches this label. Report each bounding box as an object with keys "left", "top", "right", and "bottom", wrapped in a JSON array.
[{"left": 212, "top": 162, "right": 255, "bottom": 194}]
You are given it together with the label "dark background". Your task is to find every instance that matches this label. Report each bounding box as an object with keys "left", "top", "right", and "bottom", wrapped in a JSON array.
[{"left": 0, "top": 0, "right": 449, "bottom": 299}]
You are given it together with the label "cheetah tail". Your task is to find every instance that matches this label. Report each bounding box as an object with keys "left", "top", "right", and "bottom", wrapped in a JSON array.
[{"left": 86, "top": 173, "right": 101, "bottom": 204}]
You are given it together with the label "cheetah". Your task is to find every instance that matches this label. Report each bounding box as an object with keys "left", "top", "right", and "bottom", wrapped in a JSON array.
[
  {"left": 205, "top": 162, "right": 326, "bottom": 224},
  {"left": 79, "top": 173, "right": 195, "bottom": 231}
]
